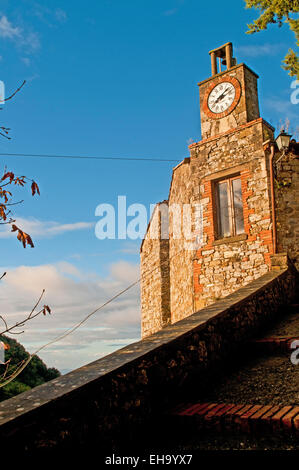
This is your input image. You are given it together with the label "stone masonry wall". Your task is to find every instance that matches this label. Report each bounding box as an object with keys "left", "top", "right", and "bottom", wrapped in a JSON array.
[
  {"left": 141, "top": 118, "right": 277, "bottom": 333},
  {"left": 141, "top": 202, "right": 170, "bottom": 337},
  {"left": 199, "top": 64, "right": 260, "bottom": 140},
  {"left": 168, "top": 160, "right": 195, "bottom": 324},
  {"left": 275, "top": 150, "right": 299, "bottom": 269},
  {"left": 141, "top": 159, "right": 196, "bottom": 336},
  {"left": 244, "top": 64, "right": 260, "bottom": 123},
  {"left": 189, "top": 118, "right": 275, "bottom": 312}
]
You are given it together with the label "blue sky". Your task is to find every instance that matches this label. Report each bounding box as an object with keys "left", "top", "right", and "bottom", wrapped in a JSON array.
[{"left": 0, "top": 0, "right": 298, "bottom": 372}]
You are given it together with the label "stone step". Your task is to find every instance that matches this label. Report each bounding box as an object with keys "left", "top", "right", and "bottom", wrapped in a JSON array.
[
  {"left": 170, "top": 402, "right": 299, "bottom": 436},
  {"left": 290, "top": 304, "right": 299, "bottom": 311},
  {"left": 249, "top": 336, "right": 299, "bottom": 353}
]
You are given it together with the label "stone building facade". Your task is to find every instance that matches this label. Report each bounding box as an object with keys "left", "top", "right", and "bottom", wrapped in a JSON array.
[{"left": 140, "top": 42, "right": 299, "bottom": 338}]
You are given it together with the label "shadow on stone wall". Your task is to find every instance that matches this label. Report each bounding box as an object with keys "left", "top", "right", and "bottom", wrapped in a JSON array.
[{"left": 0, "top": 259, "right": 297, "bottom": 455}]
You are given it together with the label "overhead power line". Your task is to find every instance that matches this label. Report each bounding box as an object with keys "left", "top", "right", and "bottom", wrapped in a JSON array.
[{"left": 0, "top": 152, "right": 181, "bottom": 163}]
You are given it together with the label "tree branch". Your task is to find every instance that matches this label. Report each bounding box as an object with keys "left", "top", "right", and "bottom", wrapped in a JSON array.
[{"left": 0, "top": 80, "right": 26, "bottom": 103}]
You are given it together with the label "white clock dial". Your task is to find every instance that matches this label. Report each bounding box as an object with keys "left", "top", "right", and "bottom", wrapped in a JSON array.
[{"left": 207, "top": 82, "right": 236, "bottom": 114}]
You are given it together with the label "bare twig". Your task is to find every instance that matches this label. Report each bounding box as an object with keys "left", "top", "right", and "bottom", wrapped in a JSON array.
[
  {"left": 0, "top": 315, "right": 8, "bottom": 331},
  {"left": 0, "top": 80, "right": 26, "bottom": 103},
  {"left": 0, "top": 288, "right": 49, "bottom": 336},
  {"left": 0, "top": 200, "right": 24, "bottom": 206},
  {"left": 0, "top": 306, "right": 46, "bottom": 336},
  {"left": 0, "top": 80, "right": 26, "bottom": 141},
  {"left": 0, "top": 359, "right": 11, "bottom": 380},
  {"left": 0, "top": 132, "right": 11, "bottom": 140},
  {"left": 28, "top": 289, "right": 45, "bottom": 319},
  {"left": 0, "top": 357, "right": 29, "bottom": 387}
]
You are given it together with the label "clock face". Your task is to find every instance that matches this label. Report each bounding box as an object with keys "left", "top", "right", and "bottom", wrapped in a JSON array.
[{"left": 207, "top": 81, "right": 236, "bottom": 114}]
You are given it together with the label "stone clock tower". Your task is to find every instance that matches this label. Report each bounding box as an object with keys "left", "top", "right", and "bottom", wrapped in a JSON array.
[
  {"left": 140, "top": 42, "right": 298, "bottom": 338},
  {"left": 199, "top": 42, "right": 260, "bottom": 139}
]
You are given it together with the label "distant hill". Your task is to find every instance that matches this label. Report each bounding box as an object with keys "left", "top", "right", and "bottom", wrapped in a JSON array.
[{"left": 0, "top": 335, "right": 60, "bottom": 402}]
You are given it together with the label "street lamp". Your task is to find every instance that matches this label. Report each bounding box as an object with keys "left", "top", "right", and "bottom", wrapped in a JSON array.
[
  {"left": 274, "top": 130, "right": 292, "bottom": 173},
  {"left": 275, "top": 130, "right": 292, "bottom": 153}
]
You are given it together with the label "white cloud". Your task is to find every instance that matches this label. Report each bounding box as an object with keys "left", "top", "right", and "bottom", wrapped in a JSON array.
[
  {"left": 25, "top": 73, "right": 40, "bottom": 82},
  {"left": 162, "top": 0, "right": 186, "bottom": 17},
  {"left": 55, "top": 261, "right": 82, "bottom": 277},
  {"left": 22, "top": 31, "right": 40, "bottom": 51},
  {"left": 0, "top": 15, "right": 21, "bottom": 39},
  {"left": 236, "top": 43, "right": 284, "bottom": 58},
  {"left": 119, "top": 241, "right": 140, "bottom": 255},
  {"left": 68, "top": 253, "right": 82, "bottom": 260},
  {"left": 263, "top": 96, "right": 299, "bottom": 122},
  {"left": 163, "top": 8, "right": 178, "bottom": 16},
  {"left": 55, "top": 8, "right": 67, "bottom": 23},
  {"left": 21, "top": 57, "right": 31, "bottom": 66},
  {"left": 32, "top": 5, "right": 67, "bottom": 26},
  {"left": 0, "top": 217, "right": 94, "bottom": 239},
  {"left": 0, "top": 260, "right": 140, "bottom": 371},
  {"left": 109, "top": 260, "right": 140, "bottom": 283},
  {"left": 0, "top": 15, "right": 40, "bottom": 52}
]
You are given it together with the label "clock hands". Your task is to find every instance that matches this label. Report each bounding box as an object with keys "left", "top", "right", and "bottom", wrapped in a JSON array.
[
  {"left": 215, "top": 92, "right": 225, "bottom": 104},
  {"left": 207, "top": 81, "right": 237, "bottom": 114},
  {"left": 215, "top": 87, "right": 232, "bottom": 104}
]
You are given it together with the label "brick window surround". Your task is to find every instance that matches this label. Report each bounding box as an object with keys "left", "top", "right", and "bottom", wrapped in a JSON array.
[{"left": 213, "top": 174, "right": 245, "bottom": 239}]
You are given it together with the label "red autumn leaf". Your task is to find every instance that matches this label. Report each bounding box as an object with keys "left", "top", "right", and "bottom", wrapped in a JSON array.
[
  {"left": 1, "top": 172, "right": 14, "bottom": 183},
  {"left": 1, "top": 189, "right": 11, "bottom": 203},
  {"left": 14, "top": 177, "right": 26, "bottom": 187},
  {"left": 0, "top": 206, "right": 7, "bottom": 221},
  {"left": 42, "top": 305, "right": 51, "bottom": 315},
  {"left": 31, "top": 181, "right": 40, "bottom": 196},
  {"left": 11, "top": 224, "right": 34, "bottom": 248},
  {"left": 21, "top": 231, "right": 34, "bottom": 248}
]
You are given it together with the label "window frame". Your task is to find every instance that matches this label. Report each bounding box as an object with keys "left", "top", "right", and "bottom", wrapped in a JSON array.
[{"left": 214, "top": 174, "right": 244, "bottom": 240}]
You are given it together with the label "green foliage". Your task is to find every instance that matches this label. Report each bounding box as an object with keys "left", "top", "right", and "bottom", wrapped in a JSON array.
[
  {"left": 1, "top": 381, "right": 31, "bottom": 400},
  {"left": 283, "top": 48, "right": 299, "bottom": 77},
  {"left": 0, "top": 334, "right": 60, "bottom": 401},
  {"left": 245, "top": 0, "right": 299, "bottom": 78},
  {"left": 275, "top": 177, "right": 292, "bottom": 190}
]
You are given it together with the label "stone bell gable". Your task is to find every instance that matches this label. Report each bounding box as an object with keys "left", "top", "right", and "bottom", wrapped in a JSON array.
[{"left": 140, "top": 42, "right": 299, "bottom": 338}]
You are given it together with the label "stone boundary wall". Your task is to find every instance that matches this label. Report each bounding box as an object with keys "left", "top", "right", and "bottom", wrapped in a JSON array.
[{"left": 0, "top": 263, "right": 297, "bottom": 453}]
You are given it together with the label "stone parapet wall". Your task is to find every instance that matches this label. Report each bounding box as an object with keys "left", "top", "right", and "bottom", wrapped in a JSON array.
[{"left": 0, "top": 263, "right": 297, "bottom": 454}]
